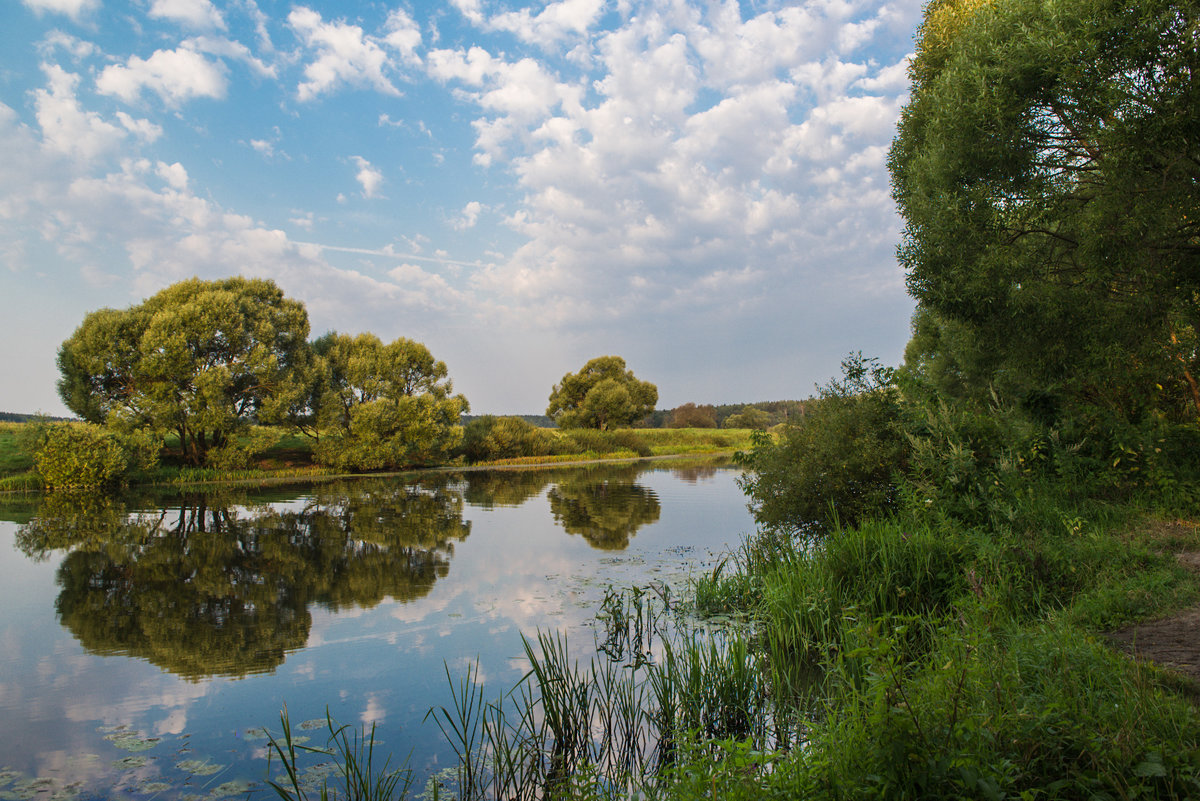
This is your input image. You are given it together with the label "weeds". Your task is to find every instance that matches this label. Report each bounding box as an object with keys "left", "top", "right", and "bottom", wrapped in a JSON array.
[{"left": 266, "top": 707, "right": 413, "bottom": 801}]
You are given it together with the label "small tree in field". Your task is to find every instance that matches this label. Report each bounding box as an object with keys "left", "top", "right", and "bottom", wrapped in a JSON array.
[
  {"left": 546, "top": 356, "right": 658, "bottom": 430},
  {"left": 669, "top": 403, "right": 717, "bottom": 428}
]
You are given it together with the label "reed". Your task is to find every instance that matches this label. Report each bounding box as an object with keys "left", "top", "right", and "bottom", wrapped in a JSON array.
[{"left": 266, "top": 707, "right": 413, "bottom": 801}]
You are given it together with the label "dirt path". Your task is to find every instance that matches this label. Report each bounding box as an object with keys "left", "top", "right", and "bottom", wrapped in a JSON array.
[{"left": 1107, "top": 548, "right": 1200, "bottom": 685}]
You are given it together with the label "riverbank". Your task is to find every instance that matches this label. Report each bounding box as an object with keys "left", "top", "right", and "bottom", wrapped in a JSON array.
[{"left": 0, "top": 421, "right": 757, "bottom": 493}]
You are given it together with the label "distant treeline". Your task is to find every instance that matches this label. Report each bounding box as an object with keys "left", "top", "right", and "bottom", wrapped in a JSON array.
[
  {"left": 466, "top": 401, "right": 806, "bottom": 431},
  {"left": 0, "top": 412, "right": 76, "bottom": 423}
]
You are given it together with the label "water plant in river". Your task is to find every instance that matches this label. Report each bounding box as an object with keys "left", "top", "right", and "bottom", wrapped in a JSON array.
[
  {"left": 265, "top": 707, "right": 413, "bottom": 801},
  {"left": 422, "top": 585, "right": 799, "bottom": 800}
]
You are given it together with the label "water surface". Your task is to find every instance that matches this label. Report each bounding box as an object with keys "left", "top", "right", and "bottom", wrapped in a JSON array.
[{"left": 0, "top": 460, "right": 752, "bottom": 799}]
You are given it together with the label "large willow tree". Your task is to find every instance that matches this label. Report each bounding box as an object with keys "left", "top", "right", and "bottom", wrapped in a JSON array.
[
  {"left": 890, "top": 0, "right": 1200, "bottom": 428},
  {"left": 57, "top": 277, "right": 312, "bottom": 464}
]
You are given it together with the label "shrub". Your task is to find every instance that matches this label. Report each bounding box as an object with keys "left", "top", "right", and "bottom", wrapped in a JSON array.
[
  {"left": 737, "top": 354, "right": 908, "bottom": 536},
  {"left": 32, "top": 422, "right": 159, "bottom": 490},
  {"left": 458, "top": 415, "right": 558, "bottom": 463}
]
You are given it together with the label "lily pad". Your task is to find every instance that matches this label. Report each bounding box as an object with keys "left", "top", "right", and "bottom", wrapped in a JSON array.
[
  {"left": 176, "top": 759, "right": 224, "bottom": 777},
  {"left": 134, "top": 781, "right": 171, "bottom": 794},
  {"left": 208, "top": 779, "right": 254, "bottom": 798},
  {"left": 241, "top": 728, "right": 269, "bottom": 740},
  {"left": 104, "top": 731, "right": 161, "bottom": 752},
  {"left": 113, "top": 756, "right": 149, "bottom": 769},
  {"left": 297, "top": 719, "right": 327, "bottom": 731}
]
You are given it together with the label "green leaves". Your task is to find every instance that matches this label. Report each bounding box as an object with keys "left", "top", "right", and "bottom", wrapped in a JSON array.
[
  {"left": 546, "top": 356, "right": 658, "bottom": 430},
  {"left": 57, "top": 277, "right": 312, "bottom": 465},
  {"left": 891, "top": 0, "right": 1200, "bottom": 431}
]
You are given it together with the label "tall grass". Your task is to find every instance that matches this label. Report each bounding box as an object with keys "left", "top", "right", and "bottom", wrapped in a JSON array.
[{"left": 266, "top": 707, "right": 414, "bottom": 801}]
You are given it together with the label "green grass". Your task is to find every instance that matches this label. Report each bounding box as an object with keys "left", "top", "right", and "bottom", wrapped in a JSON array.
[{"left": 0, "top": 422, "right": 36, "bottom": 479}]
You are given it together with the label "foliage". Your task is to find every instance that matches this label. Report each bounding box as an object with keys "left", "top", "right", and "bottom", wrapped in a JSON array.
[
  {"left": 31, "top": 422, "right": 158, "bottom": 490},
  {"left": 547, "top": 356, "right": 658, "bottom": 430},
  {"left": 266, "top": 707, "right": 413, "bottom": 801},
  {"left": 667, "top": 403, "right": 717, "bottom": 429},
  {"left": 56, "top": 277, "right": 312, "bottom": 465},
  {"left": 804, "top": 616, "right": 1200, "bottom": 800},
  {"left": 313, "top": 332, "right": 468, "bottom": 471},
  {"left": 722, "top": 407, "right": 770, "bottom": 430},
  {"left": 890, "top": 0, "right": 1200, "bottom": 438},
  {"left": 737, "top": 353, "right": 909, "bottom": 536},
  {"left": 458, "top": 415, "right": 559, "bottom": 463}
]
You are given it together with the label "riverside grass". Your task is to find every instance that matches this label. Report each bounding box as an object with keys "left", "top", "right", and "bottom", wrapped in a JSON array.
[
  {"left": 0, "top": 420, "right": 756, "bottom": 491},
  {"left": 265, "top": 485, "right": 1200, "bottom": 800}
]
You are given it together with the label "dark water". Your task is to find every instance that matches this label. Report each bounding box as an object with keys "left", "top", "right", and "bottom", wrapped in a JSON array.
[{"left": 0, "top": 460, "right": 753, "bottom": 799}]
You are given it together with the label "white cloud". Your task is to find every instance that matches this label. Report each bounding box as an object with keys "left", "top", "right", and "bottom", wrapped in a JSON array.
[
  {"left": 21, "top": 0, "right": 97, "bottom": 20},
  {"left": 288, "top": 6, "right": 416, "bottom": 101},
  {"left": 490, "top": 0, "right": 606, "bottom": 47},
  {"left": 184, "top": 35, "right": 277, "bottom": 78},
  {"left": 350, "top": 156, "right": 384, "bottom": 198},
  {"left": 33, "top": 65, "right": 131, "bottom": 162},
  {"left": 155, "top": 161, "right": 188, "bottom": 190},
  {"left": 148, "top": 0, "right": 226, "bottom": 30},
  {"left": 451, "top": 201, "right": 483, "bottom": 230},
  {"left": 36, "top": 31, "right": 99, "bottom": 60},
  {"left": 96, "top": 46, "right": 228, "bottom": 106}
]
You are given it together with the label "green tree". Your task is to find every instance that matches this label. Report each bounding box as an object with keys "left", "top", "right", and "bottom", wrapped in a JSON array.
[
  {"left": 314, "top": 332, "right": 468, "bottom": 470},
  {"left": 723, "top": 407, "right": 771, "bottom": 430},
  {"left": 668, "top": 403, "right": 718, "bottom": 428},
  {"left": 57, "top": 277, "right": 312, "bottom": 465},
  {"left": 737, "top": 354, "right": 908, "bottom": 537},
  {"left": 546, "top": 356, "right": 658, "bottom": 430},
  {"left": 889, "top": 0, "right": 1200, "bottom": 431}
]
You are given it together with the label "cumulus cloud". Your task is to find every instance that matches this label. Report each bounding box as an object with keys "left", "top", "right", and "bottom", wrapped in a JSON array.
[
  {"left": 451, "top": 201, "right": 483, "bottom": 230},
  {"left": 288, "top": 6, "right": 421, "bottom": 101},
  {"left": 148, "top": 0, "right": 226, "bottom": 30},
  {"left": 96, "top": 46, "right": 228, "bottom": 105},
  {"left": 21, "top": 0, "right": 97, "bottom": 20},
  {"left": 350, "top": 156, "right": 384, "bottom": 198},
  {"left": 33, "top": 64, "right": 159, "bottom": 162}
]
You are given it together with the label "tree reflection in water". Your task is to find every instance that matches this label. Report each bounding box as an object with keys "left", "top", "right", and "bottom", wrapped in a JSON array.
[
  {"left": 10, "top": 464, "right": 675, "bottom": 681},
  {"left": 15, "top": 478, "right": 470, "bottom": 681}
]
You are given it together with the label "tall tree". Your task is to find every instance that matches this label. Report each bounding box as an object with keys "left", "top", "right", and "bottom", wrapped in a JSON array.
[
  {"left": 57, "top": 277, "right": 311, "bottom": 464},
  {"left": 314, "top": 332, "right": 468, "bottom": 470},
  {"left": 890, "top": 0, "right": 1200, "bottom": 425},
  {"left": 546, "top": 356, "right": 658, "bottom": 430}
]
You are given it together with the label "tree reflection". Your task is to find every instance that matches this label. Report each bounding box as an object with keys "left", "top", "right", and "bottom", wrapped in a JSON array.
[
  {"left": 547, "top": 472, "right": 661, "bottom": 550},
  {"left": 15, "top": 478, "right": 470, "bottom": 680}
]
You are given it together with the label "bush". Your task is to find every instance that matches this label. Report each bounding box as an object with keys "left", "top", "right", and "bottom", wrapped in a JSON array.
[
  {"left": 458, "top": 415, "right": 558, "bottom": 463},
  {"left": 737, "top": 354, "right": 908, "bottom": 536},
  {"left": 32, "top": 422, "right": 159, "bottom": 489}
]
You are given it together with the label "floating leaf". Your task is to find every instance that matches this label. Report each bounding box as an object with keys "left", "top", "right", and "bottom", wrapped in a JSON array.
[
  {"left": 297, "top": 719, "right": 327, "bottom": 732},
  {"left": 176, "top": 759, "right": 224, "bottom": 777},
  {"left": 113, "top": 756, "right": 149, "bottom": 770},
  {"left": 135, "top": 781, "right": 171, "bottom": 794},
  {"left": 104, "top": 732, "right": 160, "bottom": 752},
  {"left": 208, "top": 779, "right": 254, "bottom": 798},
  {"left": 241, "top": 728, "right": 269, "bottom": 740}
]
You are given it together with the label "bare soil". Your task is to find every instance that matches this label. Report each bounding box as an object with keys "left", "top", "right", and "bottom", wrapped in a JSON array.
[{"left": 1107, "top": 534, "right": 1200, "bottom": 687}]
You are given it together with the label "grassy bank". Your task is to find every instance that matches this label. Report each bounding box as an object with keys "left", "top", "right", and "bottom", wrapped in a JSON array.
[{"left": 0, "top": 421, "right": 757, "bottom": 492}]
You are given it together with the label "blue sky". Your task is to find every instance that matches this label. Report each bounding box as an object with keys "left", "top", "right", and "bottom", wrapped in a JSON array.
[{"left": 1, "top": 0, "right": 920, "bottom": 416}]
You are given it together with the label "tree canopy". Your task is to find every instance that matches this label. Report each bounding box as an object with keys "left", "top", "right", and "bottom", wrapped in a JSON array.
[
  {"left": 57, "top": 277, "right": 311, "bottom": 464},
  {"left": 546, "top": 356, "right": 658, "bottom": 430},
  {"left": 889, "top": 0, "right": 1200, "bottom": 428},
  {"left": 312, "top": 332, "right": 468, "bottom": 471}
]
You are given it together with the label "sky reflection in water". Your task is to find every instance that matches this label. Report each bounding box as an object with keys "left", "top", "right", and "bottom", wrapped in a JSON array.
[{"left": 0, "top": 460, "right": 753, "bottom": 799}]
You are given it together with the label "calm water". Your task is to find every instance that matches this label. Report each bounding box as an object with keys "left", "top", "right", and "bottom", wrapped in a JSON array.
[{"left": 0, "top": 460, "right": 753, "bottom": 800}]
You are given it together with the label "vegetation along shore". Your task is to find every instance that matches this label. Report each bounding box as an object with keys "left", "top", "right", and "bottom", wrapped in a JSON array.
[{"left": 12, "top": 0, "right": 1200, "bottom": 797}]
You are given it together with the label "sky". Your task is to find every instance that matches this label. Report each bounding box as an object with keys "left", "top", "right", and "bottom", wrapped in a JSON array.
[{"left": 1, "top": 0, "right": 921, "bottom": 416}]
